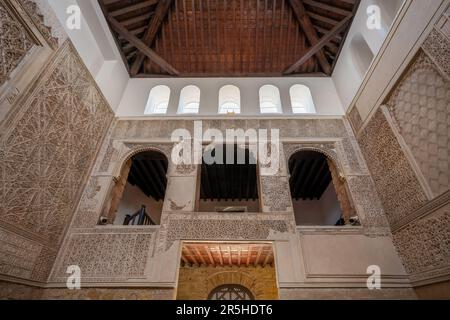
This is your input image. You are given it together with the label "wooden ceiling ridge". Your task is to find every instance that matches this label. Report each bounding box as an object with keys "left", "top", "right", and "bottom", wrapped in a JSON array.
[{"left": 99, "top": 0, "right": 359, "bottom": 77}]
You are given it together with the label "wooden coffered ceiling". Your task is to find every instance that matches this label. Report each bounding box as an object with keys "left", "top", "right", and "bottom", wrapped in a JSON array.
[
  {"left": 181, "top": 242, "right": 274, "bottom": 267},
  {"left": 99, "top": 0, "right": 360, "bottom": 77}
]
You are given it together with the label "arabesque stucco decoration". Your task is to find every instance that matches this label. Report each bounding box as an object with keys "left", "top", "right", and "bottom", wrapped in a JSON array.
[
  {"left": 386, "top": 50, "right": 449, "bottom": 197},
  {"left": 358, "top": 109, "right": 428, "bottom": 226},
  {"left": 17, "top": 0, "right": 58, "bottom": 49},
  {"left": 51, "top": 227, "right": 157, "bottom": 283},
  {"left": 0, "top": 41, "right": 114, "bottom": 282},
  {"left": 357, "top": 22, "right": 450, "bottom": 283},
  {"left": 0, "top": 1, "right": 35, "bottom": 87}
]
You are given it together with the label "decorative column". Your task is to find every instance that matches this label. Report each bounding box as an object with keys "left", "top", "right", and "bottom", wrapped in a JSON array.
[{"left": 259, "top": 143, "right": 293, "bottom": 214}]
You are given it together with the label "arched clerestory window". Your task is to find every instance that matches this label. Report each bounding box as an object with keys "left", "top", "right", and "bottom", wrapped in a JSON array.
[
  {"left": 259, "top": 85, "right": 282, "bottom": 114},
  {"left": 219, "top": 85, "right": 241, "bottom": 114},
  {"left": 178, "top": 85, "right": 201, "bottom": 114},
  {"left": 290, "top": 85, "right": 316, "bottom": 114},
  {"left": 145, "top": 85, "right": 171, "bottom": 114}
]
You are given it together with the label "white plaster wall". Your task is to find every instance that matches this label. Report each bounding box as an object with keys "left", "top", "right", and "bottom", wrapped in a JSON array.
[
  {"left": 33, "top": 0, "right": 68, "bottom": 45},
  {"left": 46, "top": 0, "right": 129, "bottom": 111},
  {"left": 293, "top": 184, "right": 342, "bottom": 226},
  {"left": 275, "top": 232, "right": 409, "bottom": 287},
  {"left": 334, "top": 0, "right": 447, "bottom": 117},
  {"left": 299, "top": 234, "right": 408, "bottom": 279},
  {"left": 114, "top": 183, "right": 163, "bottom": 225},
  {"left": 352, "top": 0, "right": 447, "bottom": 119},
  {"left": 333, "top": 0, "right": 406, "bottom": 111},
  {"left": 116, "top": 77, "right": 345, "bottom": 117}
]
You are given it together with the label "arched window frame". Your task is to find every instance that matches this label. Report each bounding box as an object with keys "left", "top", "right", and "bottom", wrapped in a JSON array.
[
  {"left": 289, "top": 84, "right": 316, "bottom": 114},
  {"left": 259, "top": 85, "right": 282, "bottom": 114},
  {"left": 178, "top": 85, "right": 201, "bottom": 114},
  {"left": 208, "top": 284, "right": 254, "bottom": 300},
  {"left": 218, "top": 85, "right": 241, "bottom": 114},
  {"left": 144, "top": 85, "right": 171, "bottom": 115}
]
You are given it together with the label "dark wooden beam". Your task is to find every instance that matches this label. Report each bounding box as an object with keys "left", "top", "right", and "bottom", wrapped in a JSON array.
[
  {"left": 110, "top": 0, "right": 159, "bottom": 18},
  {"left": 107, "top": 16, "right": 179, "bottom": 75},
  {"left": 130, "top": 0, "right": 174, "bottom": 75},
  {"left": 131, "top": 164, "right": 155, "bottom": 198},
  {"left": 287, "top": 0, "right": 331, "bottom": 74},
  {"left": 284, "top": 13, "right": 353, "bottom": 74},
  {"left": 135, "top": 161, "right": 163, "bottom": 200}
]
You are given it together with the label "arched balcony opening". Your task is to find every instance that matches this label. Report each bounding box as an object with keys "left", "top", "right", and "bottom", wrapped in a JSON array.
[
  {"left": 288, "top": 150, "right": 357, "bottom": 226},
  {"left": 102, "top": 150, "right": 168, "bottom": 226}
]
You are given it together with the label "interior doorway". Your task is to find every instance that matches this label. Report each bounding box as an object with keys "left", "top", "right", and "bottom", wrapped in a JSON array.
[{"left": 176, "top": 242, "right": 279, "bottom": 300}]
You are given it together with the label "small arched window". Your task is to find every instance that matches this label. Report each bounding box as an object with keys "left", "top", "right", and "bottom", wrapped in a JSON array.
[
  {"left": 208, "top": 284, "right": 254, "bottom": 300},
  {"left": 178, "top": 85, "right": 201, "bottom": 114},
  {"left": 290, "top": 85, "right": 316, "bottom": 114},
  {"left": 145, "top": 85, "right": 170, "bottom": 114},
  {"left": 219, "top": 85, "right": 241, "bottom": 114},
  {"left": 350, "top": 33, "right": 375, "bottom": 78},
  {"left": 259, "top": 85, "right": 282, "bottom": 114}
]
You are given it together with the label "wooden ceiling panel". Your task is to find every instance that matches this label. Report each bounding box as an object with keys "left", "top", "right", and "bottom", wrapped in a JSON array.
[
  {"left": 99, "top": 0, "right": 360, "bottom": 77},
  {"left": 181, "top": 243, "right": 275, "bottom": 267}
]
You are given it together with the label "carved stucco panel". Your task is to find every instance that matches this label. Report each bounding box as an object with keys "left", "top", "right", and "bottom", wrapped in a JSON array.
[
  {"left": 111, "top": 118, "right": 349, "bottom": 141},
  {"left": 346, "top": 175, "right": 391, "bottom": 236},
  {"left": 283, "top": 143, "right": 340, "bottom": 172},
  {"left": 393, "top": 210, "right": 450, "bottom": 276},
  {"left": 421, "top": 28, "right": 450, "bottom": 78},
  {"left": 158, "top": 213, "right": 295, "bottom": 252},
  {"left": 386, "top": 50, "right": 449, "bottom": 197},
  {"left": 260, "top": 176, "right": 293, "bottom": 213},
  {"left": 51, "top": 229, "right": 157, "bottom": 283},
  {"left": 0, "top": 41, "right": 114, "bottom": 283},
  {"left": 358, "top": 109, "right": 428, "bottom": 226},
  {"left": 0, "top": 1, "right": 35, "bottom": 87},
  {"left": 0, "top": 42, "right": 114, "bottom": 244},
  {"left": 0, "top": 226, "right": 42, "bottom": 279},
  {"left": 348, "top": 107, "right": 363, "bottom": 136},
  {"left": 71, "top": 176, "right": 112, "bottom": 228}
]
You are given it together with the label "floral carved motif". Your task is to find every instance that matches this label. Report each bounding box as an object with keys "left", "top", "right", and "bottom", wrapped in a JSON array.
[{"left": 0, "top": 1, "right": 34, "bottom": 87}]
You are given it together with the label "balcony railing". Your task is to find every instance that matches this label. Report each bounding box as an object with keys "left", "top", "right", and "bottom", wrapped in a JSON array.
[{"left": 123, "top": 205, "right": 156, "bottom": 226}]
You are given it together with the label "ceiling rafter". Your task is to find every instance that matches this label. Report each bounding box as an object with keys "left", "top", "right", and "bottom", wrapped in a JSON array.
[
  {"left": 107, "top": 16, "right": 180, "bottom": 75},
  {"left": 284, "top": 13, "right": 353, "bottom": 74},
  {"left": 130, "top": 0, "right": 175, "bottom": 75},
  {"left": 287, "top": 0, "right": 332, "bottom": 74},
  {"left": 99, "top": 0, "right": 359, "bottom": 77}
]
